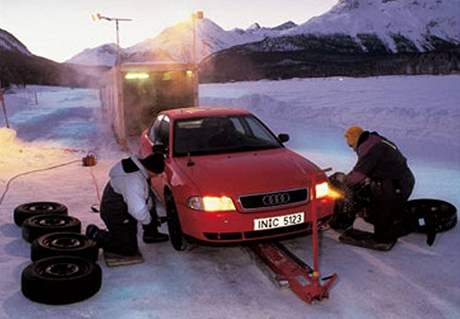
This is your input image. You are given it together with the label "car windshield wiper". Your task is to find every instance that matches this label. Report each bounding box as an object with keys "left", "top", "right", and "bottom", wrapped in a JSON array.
[
  {"left": 175, "top": 144, "right": 280, "bottom": 157},
  {"left": 235, "top": 144, "right": 280, "bottom": 151}
]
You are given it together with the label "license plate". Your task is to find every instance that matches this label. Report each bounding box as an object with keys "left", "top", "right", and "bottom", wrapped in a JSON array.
[{"left": 253, "top": 212, "right": 305, "bottom": 231}]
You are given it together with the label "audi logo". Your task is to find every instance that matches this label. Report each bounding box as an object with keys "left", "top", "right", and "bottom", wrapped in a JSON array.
[{"left": 262, "top": 193, "right": 291, "bottom": 206}]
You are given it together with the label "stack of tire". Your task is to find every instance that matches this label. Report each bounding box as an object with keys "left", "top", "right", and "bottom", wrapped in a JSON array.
[{"left": 14, "top": 202, "right": 102, "bottom": 305}]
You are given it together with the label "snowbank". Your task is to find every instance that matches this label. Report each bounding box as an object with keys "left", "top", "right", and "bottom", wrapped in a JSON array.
[
  {"left": 2, "top": 85, "right": 122, "bottom": 157},
  {"left": 201, "top": 75, "right": 460, "bottom": 153}
]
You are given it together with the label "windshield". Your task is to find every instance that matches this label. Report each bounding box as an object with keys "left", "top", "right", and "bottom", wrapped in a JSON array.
[{"left": 173, "top": 114, "right": 283, "bottom": 156}]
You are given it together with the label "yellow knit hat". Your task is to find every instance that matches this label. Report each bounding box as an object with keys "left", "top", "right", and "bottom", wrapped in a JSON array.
[{"left": 344, "top": 126, "right": 364, "bottom": 149}]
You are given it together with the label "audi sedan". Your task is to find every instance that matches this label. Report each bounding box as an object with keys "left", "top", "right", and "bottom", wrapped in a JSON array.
[{"left": 139, "top": 107, "right": 335, "bottom": 250}]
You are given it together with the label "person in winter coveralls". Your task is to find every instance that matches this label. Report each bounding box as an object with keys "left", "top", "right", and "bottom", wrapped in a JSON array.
[
  {"left": 86, "top": 153, "right": 168, "bottom": 263},
  {"left": 343, "top": 126, "right": 415, "bottom": 248}
]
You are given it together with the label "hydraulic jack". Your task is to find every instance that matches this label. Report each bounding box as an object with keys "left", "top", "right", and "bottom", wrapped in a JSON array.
[{"left": 249, "top": 172, "right": 337, "bottom": 303}]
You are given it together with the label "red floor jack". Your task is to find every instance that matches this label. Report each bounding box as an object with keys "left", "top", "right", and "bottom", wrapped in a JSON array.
[{"left": 250, "top": 173, "right": 337, "bottom": 303}]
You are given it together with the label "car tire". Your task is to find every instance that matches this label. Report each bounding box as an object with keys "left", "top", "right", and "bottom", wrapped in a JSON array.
[
  {"left": 21, "top": 256, "right": 102, "bottom": 305},
  {"left": 31, "top": 232, "right": 98, "bottom": 262},
  {"left": 165, "top": 192, "right": 189, "bottom": 251},
  {"left": 22, "top": 215, "right": 81, "bottom": 243},
  {"left": 405, "top": 199, "right": 457, "bottom": 233},
  {"left": 14, "top": 202, "right": 68, "bottom": 226}
]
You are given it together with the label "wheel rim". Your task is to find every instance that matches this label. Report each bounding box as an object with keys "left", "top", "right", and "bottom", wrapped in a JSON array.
[
  {"left": 27, "top": 203, "right": 55, "bottom": 212},
  {"left": 37, "top": 217, "right": 67, "bottom": 226},
  {"left": 45, "top": 237, "right": 83, "bottom": 249},
  {"left": 40, "top": 263, "right": 80, "bottom": 277}
]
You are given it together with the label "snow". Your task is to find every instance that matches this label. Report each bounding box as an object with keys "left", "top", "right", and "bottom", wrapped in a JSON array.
[
  {"left": 67, "top": 44, "right": 119, "bottom": 67},
  {"left": 1, "top": 75, "right": 459, "bottom": 318},
  {"left": 286, "top": 0, "right": 460, "bottom": 52},
  {"left": 67, "top": 18, "right": 297, "bottom": 66},
  {"left": 124, "top": 18, "right": 284, "bottom": 63},
  {"left": 0, "top": 29, "right": 31, "bottom": 55},
  {"left": 201, "top": 75, "right": 460, "bottom": 162},
  {"left": 67, "top": 0, "right": 460, "bottom": 66}
]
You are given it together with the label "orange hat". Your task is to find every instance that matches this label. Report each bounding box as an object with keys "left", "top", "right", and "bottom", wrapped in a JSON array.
[{"left": 344, "top": 126, "right": 364, "bottom": 149}]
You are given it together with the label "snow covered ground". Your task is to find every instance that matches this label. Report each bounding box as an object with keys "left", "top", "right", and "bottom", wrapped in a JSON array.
[{"left": 0, "top": 76, "right": 459, "bottom": 318}]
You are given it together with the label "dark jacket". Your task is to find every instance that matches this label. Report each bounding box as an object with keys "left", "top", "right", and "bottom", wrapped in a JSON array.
[{"left": 346, "top": 131, "right": 414, "bottom": 189}]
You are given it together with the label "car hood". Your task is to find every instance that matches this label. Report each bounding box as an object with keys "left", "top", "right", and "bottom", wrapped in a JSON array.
[{"left": 174, "top": 148, "right": 321, "bottom": 197}]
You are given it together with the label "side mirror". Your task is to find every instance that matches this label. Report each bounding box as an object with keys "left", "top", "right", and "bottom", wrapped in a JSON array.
[
  {"left": 278, "top": 133, "right": 290, "bottom": 143},
  {"left": 152, "top": 143, "right": 167, "bottom": 155}
]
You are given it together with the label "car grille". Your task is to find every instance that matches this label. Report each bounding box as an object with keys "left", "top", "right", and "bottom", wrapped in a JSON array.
[{"left": 239, "top": 188, "right": 308, "bottom": 210}]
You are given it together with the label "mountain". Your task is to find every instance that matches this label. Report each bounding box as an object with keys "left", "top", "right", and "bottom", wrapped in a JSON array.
[
  {"left": 67, "top": 18, "right": 298, "bottom": 66},
  {"left": 271, "top": 21, "right": 298, "bottom": 31},
  {"left": 67, "top": 43, "right": 120, "bottom": 66},
  {"left": 0, "top": 28, "right": 102, "bottom": 88},
  {"left": 286, "top": 0, "right": 460, "bottom": 53},
  {"left": 68, "top": 0, "right": 459, "bottom": 67},
  {"left": 199, "top": 0, "right": 460, "bottom": 82},
  {"left": 66, "top": 0, "right": 460, "bottom": 81},
  {"left": 0, "top": 29, "right": 31, "bottom": 55},
  {"left": 127, "top": 18, "right": 291, "bottom": 62}
]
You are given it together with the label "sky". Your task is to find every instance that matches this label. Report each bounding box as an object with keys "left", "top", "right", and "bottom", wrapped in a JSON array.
[{"left": 0, "top": 0, "right": 337, "bottom": 62}]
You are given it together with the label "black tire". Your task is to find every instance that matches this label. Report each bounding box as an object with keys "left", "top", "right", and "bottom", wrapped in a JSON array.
[
  {"left": 328, "top": 173, "right": 358, "bottom": 230},
  {"left": 165, "top": 192, "right": 189, "bottom": 251},
  {"left": 31, "top": 232, "right": 98, "bottom": 262},
  {"left": 14, "top": 202, "right": 68, "bottom": 226},
  {"left": 22, "top": 215, "right": 81, "bottom": 243},
  {"left": 405, "top": 199, "right": 457, "bottom": 233},
  {"left": 21, "top": 256, "right": 102, "bottom": 305}
]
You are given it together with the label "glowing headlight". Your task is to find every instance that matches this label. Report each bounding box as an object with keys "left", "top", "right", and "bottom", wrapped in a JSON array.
[
  {"left": 187, "top": 196, "right": 236, "bottom": 212},
  {"left": 315, "top": 182, "right": 330, "bottom": 199}
]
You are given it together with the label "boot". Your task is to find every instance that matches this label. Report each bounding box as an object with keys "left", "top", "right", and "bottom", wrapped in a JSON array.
[
  {"left": 85, "top": 224, "right": 109, "bottom": 247},
  {"left": 339, "top": 228, "right": 397, "bottom": 251},
  {"left": 142, "top": 224, "right": 169, "bottom": 243}
]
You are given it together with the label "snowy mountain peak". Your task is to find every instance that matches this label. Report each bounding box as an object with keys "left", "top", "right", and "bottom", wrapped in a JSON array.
[
  {"left": 67, "top": 43, "right": 119, "bottom": 66},
  {"left": 0, "top": 28, "right": 31, "bottom": 56},
  {"left": 247, "top": 23, "right": 262, "bottom": 31},
  {"left": 288, "top": 0, "right": 460, "bottom": 52},
  {"left": 68, "top": 0, "right": 460, "bottom": 66},
  {"left": 272, "top": 21, "right": 298, "bottom": 31}
]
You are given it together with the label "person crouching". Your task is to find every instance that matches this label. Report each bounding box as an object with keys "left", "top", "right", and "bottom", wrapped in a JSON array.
[
  {"left": 86, "top": 153, "right": 168, "bottom": 265},
  {"left": 342, "top": 126, "right": 415, "bottom": 250}
]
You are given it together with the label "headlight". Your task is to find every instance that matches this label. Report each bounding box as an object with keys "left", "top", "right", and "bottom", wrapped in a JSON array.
[
  {"left": 314, "top": 182, "right": 343, "bottom": 199},
  {"left": 315, "top": 182, "right": 330, "bottom": 199},
  {"left": 187, "top": 196, "right": 236, "bottom": 212}
]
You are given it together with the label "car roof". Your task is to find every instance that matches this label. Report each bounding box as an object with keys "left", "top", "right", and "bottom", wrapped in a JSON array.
[{"left": 160, "top": 107, "right": 252, "bottom": 120}]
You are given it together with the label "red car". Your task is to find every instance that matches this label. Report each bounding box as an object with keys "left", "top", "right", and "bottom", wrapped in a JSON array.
[{"left": 139, "top": 107, "right": 335, "bottom": 250}]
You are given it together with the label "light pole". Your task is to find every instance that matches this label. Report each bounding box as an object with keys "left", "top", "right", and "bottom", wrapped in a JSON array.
[
  {"left": 91, "top": 13, "right": 132, "bottom": 65},
  {"left": 191, "top": 11, "right": 204, "bottom": 65},
  {"left": 92, "top": 13, "right": 132, "bottom": 144},
  {"left": 191, "top": 11, "right": 203, "bottom": 106}
]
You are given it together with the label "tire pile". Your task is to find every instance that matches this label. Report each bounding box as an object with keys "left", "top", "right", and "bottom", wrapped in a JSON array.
[{"left": 14, "top": 201, "right": 102, "bottom": 305}]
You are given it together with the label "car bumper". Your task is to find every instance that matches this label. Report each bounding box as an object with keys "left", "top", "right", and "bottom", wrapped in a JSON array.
[{"left": 177, "top": 198, "right": 335, "bottom": 243}]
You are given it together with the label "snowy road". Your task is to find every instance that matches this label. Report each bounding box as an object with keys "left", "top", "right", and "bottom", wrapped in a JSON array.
[{"left": 0, "top": 76, "right": 459, "bottom": 318}]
